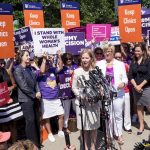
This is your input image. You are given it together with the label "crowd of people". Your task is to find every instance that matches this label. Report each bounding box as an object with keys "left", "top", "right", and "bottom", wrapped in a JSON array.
[{"left": 0, "top": 39, "right": 150, "bottom": 150}]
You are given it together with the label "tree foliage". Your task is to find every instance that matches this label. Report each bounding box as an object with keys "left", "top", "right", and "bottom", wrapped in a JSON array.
[
  {"left": 0, "top": 0, "right": 150, "bottom": 28},
  {"left": 142, "top": 0, "right": 150, "bottom": 8}
]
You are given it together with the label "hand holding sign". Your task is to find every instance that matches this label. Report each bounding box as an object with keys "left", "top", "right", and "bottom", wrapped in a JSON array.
[
  {"left": 42, "top": 51, "right": 49, "bottom": 60},
  {"left": 56, "top": 49, "right": 63, "bottom": 56}
]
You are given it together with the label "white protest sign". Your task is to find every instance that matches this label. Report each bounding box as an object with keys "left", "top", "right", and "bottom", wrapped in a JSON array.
[
  {"left": 32, "top": 28, "right": 65, "bottom": 56},
  {"left": 109, "top": 26, "right": 120, "bottom": 45}
]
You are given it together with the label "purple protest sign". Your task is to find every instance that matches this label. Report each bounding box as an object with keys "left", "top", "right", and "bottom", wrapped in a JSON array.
[
  {"left": 142, "top": 7, "right": 150, "bottom": 15},
  {"left": 65, "top": 32, "right": 85, "bottom": 55},
  {"left": 68, "top": 26, "right": 86, "bottom": 34},
  {"left": 142, "top": 14, "right": 150, "bottom": 36},
  {"left": 86, "top": 24, "right": 111, "bottom": 42},
  {"left": 58, "top": 74, "right": 72, "bottom": 99},
  {"left": 118, "top": 0, "right": 141, "bottom": 6},
  {"left": 14, "top": 26, "right": 33, "bottom": 46}
]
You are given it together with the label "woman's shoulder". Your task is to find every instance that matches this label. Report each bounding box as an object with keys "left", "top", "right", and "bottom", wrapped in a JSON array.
[
  {"left": 13, "top": 65, "right": 23, "bottom": 73},
  {"left": 74, "top": 67, "right": 83, "bottom": 72},
  {"left": 73, "top": 67, "right": 84, "bottom": 75},
  {"left": 145, "top": 58, "right": 150, "bottom": 63}
]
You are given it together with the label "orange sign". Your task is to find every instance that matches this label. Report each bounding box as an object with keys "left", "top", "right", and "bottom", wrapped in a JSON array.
[
  {"left": 61, "top": 10, "right": 80, "bottom": 32},
  {"left": 118, "top": 4, "right": 142, "bottom": 43},
  {"left": 0, "top": 15, "right": 14, "bottom": 58},
  {"left": 24, "top": 10, "right": 44, "bottom": 28}
]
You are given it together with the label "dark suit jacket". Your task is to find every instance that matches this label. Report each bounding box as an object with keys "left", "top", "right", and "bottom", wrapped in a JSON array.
[{"left": 13, "top": 65, "right": 40, "bottom": 102}]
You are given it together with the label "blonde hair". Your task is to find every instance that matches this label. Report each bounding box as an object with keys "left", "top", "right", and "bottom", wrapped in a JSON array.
[
  {"left": 80, "top": 48, "right": 96, "bottom": 68},
  {"left": 103, "top": 44, "right": 115, "bottom": 54},
  {"left": 8, "top": 140, "right": 34, "bottom": 150}
]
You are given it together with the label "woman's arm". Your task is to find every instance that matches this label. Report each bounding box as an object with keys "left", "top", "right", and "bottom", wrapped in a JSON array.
[
  {"left": 71, "top": 70, "right": 80, "bottom": 97},
  {"left": 6, "top": 69, "right": 16, "bottom": 92},
  {"left": 39, "top": 52, "right": 48, "bottom": 75},
  {"left": 56, "top": 50, "right": 63, "bottom": 72},
  {"left": 130, "top": 79, "right": 137, "bottom": 88},
  {"left": 30, "top": 61, "right": 40, "bottom": 71},
  {"left": 117, "top": 62, "right": 128, "bottom": 90}
]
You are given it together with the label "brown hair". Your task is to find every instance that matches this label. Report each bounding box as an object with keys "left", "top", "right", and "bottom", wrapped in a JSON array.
[
  {"left": 16, "top": 50, "right": 30, "bottom": 64},
  {"left": 8, "top": 140, "right": 34, "bottom": 150},
  {"left": 80, "top": 48, "right": 96, "bottom": 68},
  {"left": 61, "top": 52, "right": 73, "bottom": 65},
  {"left": 133, "top": 43, "right": 148, "bottom": 64}
]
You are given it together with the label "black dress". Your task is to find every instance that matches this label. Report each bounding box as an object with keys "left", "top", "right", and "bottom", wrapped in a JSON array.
[{"left": 128, "top": 59, "right": 150, "bottom": 106}]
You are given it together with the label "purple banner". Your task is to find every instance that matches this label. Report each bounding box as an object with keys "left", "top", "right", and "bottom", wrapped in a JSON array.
[
  {"left": 142, "top": 14, "right": 150, "bottom": 36},
  {"left": 0, "top": 3, "right": 13, "bottom": 15},
  {"left": 118, "top": 0, "right": 141, "bottom": 6},
  {"left": 14, "top": 26, "right": 33, "bottom": 46},
  {"left": 22, "top": 2, "right": 43, "bottom": 10},
  {"left": 58, "top": 74, "right": 72, "bottom": 99},
  {"left": 86, "top": 24, "right": 111, "bottom": 42},
  {"left": 68, "top": 26, "right": 86, "bottom": 34},
  {"left": 65, "top": 32, "right": 85, "bottom": 55},
  {"left": 142, "top": 7, "right": 150, "bottom": 15},
  {"left": 60, "top": 1, "right": 79, "bottom": 10}
]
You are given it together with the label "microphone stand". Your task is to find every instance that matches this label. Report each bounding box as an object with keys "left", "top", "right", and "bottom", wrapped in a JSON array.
[
  {"left": 79, "top": 96, "right": 86, "bottom": 150},
  {"left": 100, "top": 77, "right": 118, "bottom": 150}
]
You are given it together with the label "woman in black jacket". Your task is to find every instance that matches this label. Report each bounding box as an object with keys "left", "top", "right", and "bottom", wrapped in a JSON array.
[
  {"left": 13, "top": 50, "right": 41, "bottom": 149},
  {"left": 128, "top": 43, "right": 150, "bottom": 135}
]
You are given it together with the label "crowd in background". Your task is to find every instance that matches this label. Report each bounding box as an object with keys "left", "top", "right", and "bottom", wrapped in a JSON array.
[{"left": 0, "top": 38, "right": 150, "bottom": 150}]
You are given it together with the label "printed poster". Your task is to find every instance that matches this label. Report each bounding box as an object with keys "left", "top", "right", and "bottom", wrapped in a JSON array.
[
  {"left": 0, "top": 82, "right": 10, "bottom": 107},
  {"left": 60, "top": 2, "right": 80, "bottom": 32},
  {"left": 118, "top": 4, "right": 142, "bottom": 42},
  {"left": 0, "top": 3, "right": 14, "bottom": 59},
  {"left": 23, "top": 2, "right": 44, "bottom": 28},
  {"left": 109, "top": 26, "right": 120, "bottom": 45},
  {"left": 65, "top": 32, "right": 85, "bottom": 55},
  {"left": 86, "top": 24, "right": 111, "bottom": 42},
  {"left": 14, "top": 26, "right": 33, "bottom": 46},
  {"left": 32, "top": 28, "right": 65, "bottom": 56}
]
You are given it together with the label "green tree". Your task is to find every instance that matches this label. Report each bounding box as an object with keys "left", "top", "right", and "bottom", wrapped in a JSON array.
[
  {"left": 79, "top": 0, "right": 116, "bottom": 25},
  {"left": 142, "top": 0, "right": 150, "bottom": 8}
]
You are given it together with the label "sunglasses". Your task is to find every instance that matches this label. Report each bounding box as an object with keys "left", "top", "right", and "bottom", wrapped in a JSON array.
[
  {"left": 95, "top": 52, "right": 102, "bottom": 55},
  {"left": 66, "top": 57, "right": 72, "bottom": 60}
]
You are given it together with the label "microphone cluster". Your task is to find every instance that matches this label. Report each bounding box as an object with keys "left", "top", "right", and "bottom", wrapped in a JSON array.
[{"left": 78, "top": 66, "right": 117, "bottom": 104}]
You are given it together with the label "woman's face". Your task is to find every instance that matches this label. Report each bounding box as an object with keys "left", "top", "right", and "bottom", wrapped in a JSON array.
[
  {"left": 104, "top": 48, "right": 114, "bottom": 61},
  {"left": 81, "top": 53, "right": 92, "bottom": 69},
  {"left": 115, "top": 52, "right": 122, "bottom": 61},
  {"left": 95, "top": 51, "right": 103, "bottom": 61},
  {"left": 65, "top": 56, "right": 72, "bottom": 66},
  {"left": 22, "top": 51, "right": 30, "bottom": 64},
  {"left": 134, "top": 47, "right": 143, "bottom": 59}
]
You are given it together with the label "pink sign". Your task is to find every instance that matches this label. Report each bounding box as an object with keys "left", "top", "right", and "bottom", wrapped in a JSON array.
[
  {"left": 86, "top": 24, "right": 111, "bottom": 42},
  {"left": 0, "top": 82, "right": 10, "bottom": 106}
]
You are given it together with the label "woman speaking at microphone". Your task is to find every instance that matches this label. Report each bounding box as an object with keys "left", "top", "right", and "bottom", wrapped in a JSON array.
[{"left": 72, "top": 49, "right": 100, "bottom": 150}]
